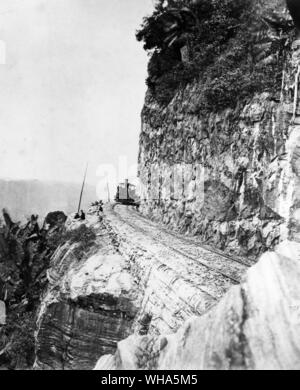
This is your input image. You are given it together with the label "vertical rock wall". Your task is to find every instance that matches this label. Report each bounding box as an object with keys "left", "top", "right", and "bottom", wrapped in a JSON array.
[{"left": 138, "top": 1, "right": 300, "bottom": 258}]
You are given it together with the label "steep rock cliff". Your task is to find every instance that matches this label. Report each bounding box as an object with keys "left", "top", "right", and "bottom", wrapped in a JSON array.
[{"left": 138, "top": 0, "right": 300, "bottom": 258}]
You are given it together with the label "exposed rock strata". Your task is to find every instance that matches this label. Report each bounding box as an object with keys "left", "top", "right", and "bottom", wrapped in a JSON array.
[
  {"left": 35, "top": 206, "right": 247, "bottom": 369},
  {"left": 34, "top": 215, "right": 139, "bottom": 370},
  {"left": 95, "top": 240, "right": 300, "bottom": 370}
]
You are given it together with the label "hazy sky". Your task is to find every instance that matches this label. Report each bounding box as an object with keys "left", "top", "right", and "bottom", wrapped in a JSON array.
[{"left": 0, "top": 0, "right": 153, "bottom": 192}]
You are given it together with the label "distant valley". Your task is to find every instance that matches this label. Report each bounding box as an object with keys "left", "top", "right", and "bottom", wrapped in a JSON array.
[{"left": 0, "top": 179, "right": 97, "bottom": 223}]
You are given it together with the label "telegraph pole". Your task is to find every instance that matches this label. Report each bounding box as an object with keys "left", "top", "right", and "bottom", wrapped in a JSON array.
[
  {"left": 77, "top": 163, "right": 88, "bottom": 214},
  {"left": 106, "top": 181, "right": 111, "bottom": 203}
]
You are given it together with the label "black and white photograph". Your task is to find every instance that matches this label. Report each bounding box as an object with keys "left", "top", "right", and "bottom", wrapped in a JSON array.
[{"left": 0, "top": 0, "right": 300, "bottom": 375}]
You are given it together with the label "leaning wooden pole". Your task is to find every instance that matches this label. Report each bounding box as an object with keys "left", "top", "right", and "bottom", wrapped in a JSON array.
[
  {"left": 106, "top": 181, "right": 110, "bottom": 203},
  {"left": 77, "top": 163, "right": 88, "bottom": 214}
]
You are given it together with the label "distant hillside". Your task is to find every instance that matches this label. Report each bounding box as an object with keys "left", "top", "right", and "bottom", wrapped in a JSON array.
[{"left": 0, "top": 179, "right": 96, "bottom": 223}]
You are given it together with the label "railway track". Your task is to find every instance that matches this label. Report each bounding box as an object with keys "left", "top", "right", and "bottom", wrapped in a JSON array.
[
  {"left": 109, "top": 204, "right": 251, "bottom": 287},
  {"left": 129, "top": 206, "right": 254, "bottom": 268}
]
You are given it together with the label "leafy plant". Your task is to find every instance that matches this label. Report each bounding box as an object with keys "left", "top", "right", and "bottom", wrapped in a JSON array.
[
  {"left": 137, "top": 0, "right": 290, "bottom": 110},
  {"left": 0, "top": 210, "right": 68, "bottom": 369}
]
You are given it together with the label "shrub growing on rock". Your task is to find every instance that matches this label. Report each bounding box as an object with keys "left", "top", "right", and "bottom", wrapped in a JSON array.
[{"left": 137, "top": 0, "right": 290, "bottom": 110}]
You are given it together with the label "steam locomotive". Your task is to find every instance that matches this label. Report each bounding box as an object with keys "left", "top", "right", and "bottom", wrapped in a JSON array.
[{"left": 115, "top": 179, "right": 140, "bottom": 206}]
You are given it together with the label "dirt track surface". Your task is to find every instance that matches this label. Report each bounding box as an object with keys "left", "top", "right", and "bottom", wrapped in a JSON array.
[{"left": 105, "top": 204, "right": 252, "bottom": 301}]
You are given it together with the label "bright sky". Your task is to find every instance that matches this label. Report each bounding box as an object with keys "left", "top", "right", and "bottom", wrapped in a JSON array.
[{"left": 0, "top": 0, "right": 153, "bottom": 194}]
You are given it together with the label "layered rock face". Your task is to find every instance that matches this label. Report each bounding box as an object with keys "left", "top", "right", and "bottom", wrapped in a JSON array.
[
  {"left": 95, "top": 240, "right": 300, "bottom": 370},
  {"left": 138, "top": 0, "right": 300, "bottom": 258},
  {"left": 35, "top": 216, "right": 139, "bottom": 370}
]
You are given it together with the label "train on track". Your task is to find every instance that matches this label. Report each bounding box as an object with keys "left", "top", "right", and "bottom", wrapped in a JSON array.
[{"left": 115, "top": 179, "right": 140, "bottom": 206}]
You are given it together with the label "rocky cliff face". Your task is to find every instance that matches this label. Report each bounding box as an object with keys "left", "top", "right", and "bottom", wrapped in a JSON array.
[
  {"left": 138, "top": 0, "right": 300, "bottom": 258},
  {"left": 95, "top": 240, "right": 300, "bottom": 370}
]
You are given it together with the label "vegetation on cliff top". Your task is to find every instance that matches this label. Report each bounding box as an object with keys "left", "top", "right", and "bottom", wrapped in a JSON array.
[{"left": 137, "top": 0, "right": 292, "bottom": 111}]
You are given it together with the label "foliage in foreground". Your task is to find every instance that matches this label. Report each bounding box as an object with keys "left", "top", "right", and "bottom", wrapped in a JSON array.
[
  {"left": 0, "top": 213, "right": 96, "bottom": 369},
  {"left": 0, "top": 211, "right": 67, "bottom": 369}
]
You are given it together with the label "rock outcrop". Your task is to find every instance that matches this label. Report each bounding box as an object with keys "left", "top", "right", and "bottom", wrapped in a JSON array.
[
  {"left": 138, "top": 0, "right": 300, "bottom": 259},
  {"left": 34, "top": 215, "right": 139, "bottom": 370},
  {"left": 95, "top": 240, "right": 300, "bottom": 370}
]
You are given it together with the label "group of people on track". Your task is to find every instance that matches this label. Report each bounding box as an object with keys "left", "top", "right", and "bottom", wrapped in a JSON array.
[{"left": 73, "top": 200, "right": 104, "bottom": 222}]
